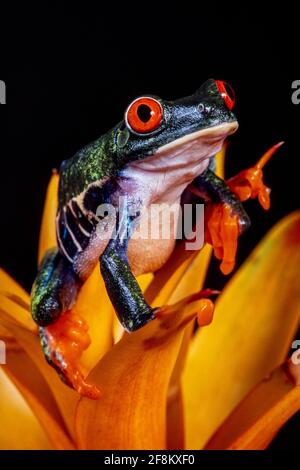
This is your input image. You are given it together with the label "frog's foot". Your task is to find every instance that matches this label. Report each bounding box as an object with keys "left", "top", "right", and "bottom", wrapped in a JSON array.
[
  {"left": 144, "top": 294, "right": 215, "bottom": 349},
  {"left": 227, "top": 142, "right": 284, "bottom": 210},
  {"left": 39, "top": 310, "right": 101, "bottom": 400},
  {"left": 154, "top": 289, "right": 218, "bottom": 331},
  {"left": 205, "top": 202, "right": 240, "bottom": 275}
]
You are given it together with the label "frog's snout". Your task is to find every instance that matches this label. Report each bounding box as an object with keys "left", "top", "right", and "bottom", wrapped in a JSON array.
[{"left": 215, "top": 80, "right": 236, "bottom": 110}]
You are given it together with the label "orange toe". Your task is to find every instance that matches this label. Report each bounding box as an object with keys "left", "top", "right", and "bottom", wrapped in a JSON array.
[
  {"left": 206, "top": 204, "right": 223, "bottom": 260},
  {"left": 219, "top": 205, "right": 239, "bottom": 275},
  {"left": 197, "top": 299, "right": 215, "bottom": 327},
  {"left": 43, "top": 310, "right": 101, "bottom": 399},
  {"left": 205, "top": 203, "right": 239, "bottom": 275},
  {"left": 227, "top": 142, "right": 283, "bottom": 210}
]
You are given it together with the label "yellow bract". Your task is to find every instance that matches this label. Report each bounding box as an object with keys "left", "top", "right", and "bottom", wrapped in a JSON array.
[
  {"left": 75, "top": 296, "right": 213, "bottom": 450},
  {"left": 206, "top": 362, "right": 300, "bottom": 449},
  {"left": 0, "top": 368, "right": 52, "bottom": 450},
  {"left": 0, "top": 147, "right": 299, "bottom": 450},
  {"left": 182, "top": 211, "right": 300, "bottom": 449}
]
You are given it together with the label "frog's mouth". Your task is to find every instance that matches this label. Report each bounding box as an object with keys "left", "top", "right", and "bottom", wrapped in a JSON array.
[{"left": 155, "top": 121, "right": 239, "bottom": 158}]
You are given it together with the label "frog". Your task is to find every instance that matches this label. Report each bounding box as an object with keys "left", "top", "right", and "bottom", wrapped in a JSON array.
[{"left": 31, "top": 79, "right": 281, "bottom": 398}]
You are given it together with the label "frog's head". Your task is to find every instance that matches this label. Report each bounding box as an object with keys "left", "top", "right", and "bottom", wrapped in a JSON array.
[{"left": 114, "top": 79, "right": 238, "bottom": 166}]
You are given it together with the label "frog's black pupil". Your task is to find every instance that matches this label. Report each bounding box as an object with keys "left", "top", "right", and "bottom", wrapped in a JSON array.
[{"left": 137, "top": 104, "right": 152, "bottom": 123}]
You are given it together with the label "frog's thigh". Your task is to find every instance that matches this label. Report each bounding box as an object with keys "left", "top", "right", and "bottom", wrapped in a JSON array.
[{"left": 31, "top": 248, "right": 81, "bottom": 326}]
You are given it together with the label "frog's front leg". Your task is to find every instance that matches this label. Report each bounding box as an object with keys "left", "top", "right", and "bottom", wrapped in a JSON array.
[
  {"left": 101, "top": 237, "right": 216, "bottom": 334},
  {"left": 31, "top": 248, "right": 100, "bottom": 399},
  {"left": 190, "top": 169, "right": 250, "bottom": 275},
  {"left": 100, "top": 202, "right": 217, "bottom": 333},
  {"left": 100, "top": 213, "right": 155, "bottom": 332}
]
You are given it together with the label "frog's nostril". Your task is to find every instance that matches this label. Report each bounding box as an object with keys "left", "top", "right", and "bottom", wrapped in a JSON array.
[{"left": 216, "top": 80, "right": 236, "bottom": 110}]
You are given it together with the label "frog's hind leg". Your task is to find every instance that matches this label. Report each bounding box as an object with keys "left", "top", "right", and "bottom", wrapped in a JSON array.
[
  {"left": 226, "top": 142, "right": 284, "bottom": 209},
  {"left": 31, "top": 248, "right": 100, "bottom": 399},
  {"left": 191, "top": 169, "right": 251, "bottom": 275},
  {"left": 191, "top": 143, "right": 283, "bottom": 275},
  {"left": 31, "top": 248, "right": 80, "bottom": 326}
]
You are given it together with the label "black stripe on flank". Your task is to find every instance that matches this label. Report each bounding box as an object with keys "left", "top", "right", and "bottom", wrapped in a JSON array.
[
  {"left": 57, "top": 211, "right": 78, "bottom": 260},
  {"left": 65, "top": 206, "right": 90, "bottom": 250},
  {"left": 83, "top": 185, "right": 103, "bottom": 214},
  {"left": 71, "top": 200, "right": 95, "bottom": 233},
  {"left": 82, "top": 179, "right": 121, "bottom": 215}
]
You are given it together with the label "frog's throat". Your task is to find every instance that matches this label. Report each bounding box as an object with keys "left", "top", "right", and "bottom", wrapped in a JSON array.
[{"left": 155, "top": 121, "right": 239, "bottom": 155}]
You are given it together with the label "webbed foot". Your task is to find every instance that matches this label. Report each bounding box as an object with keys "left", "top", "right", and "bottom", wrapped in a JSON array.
[
  {"left": 227, "top": 142, "right": 284, "bottom": 210},
  {"left": 39, "top": 310, "right": 101, "bottom": 400},
  {"left": 204, "top": 142, "right": 283, "bottom": 275},
  {"left": 205, "top": 202, "right": 240, "bottom": 275},
  {"left": 154, "top": 289, "right": 217, "bottom": 330}
]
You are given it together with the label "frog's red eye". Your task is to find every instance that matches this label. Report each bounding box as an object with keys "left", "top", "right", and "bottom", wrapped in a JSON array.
[
  {"left": 216, "top": 80, "right": 236, "bottom": 110},
  {"left": 125, "top": 97, "right": 163, "bottom": 134}
]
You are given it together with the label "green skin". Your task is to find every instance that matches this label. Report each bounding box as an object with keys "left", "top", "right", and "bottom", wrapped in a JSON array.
[{"left": 31, "top": 79, "right": 250, "bottom": 383}]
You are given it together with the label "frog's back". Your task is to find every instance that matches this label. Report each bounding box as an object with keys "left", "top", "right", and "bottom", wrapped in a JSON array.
[
  {"left": 56, "top": 134, "right": 119, "bottom": 277},
  {"left": 58, "top": 134, "right": 117, "bottom": 209}
]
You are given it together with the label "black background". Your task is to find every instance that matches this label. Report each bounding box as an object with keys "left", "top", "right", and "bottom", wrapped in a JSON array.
[{"left": 0, "top": 3, "right": 299, "bottom": 449}]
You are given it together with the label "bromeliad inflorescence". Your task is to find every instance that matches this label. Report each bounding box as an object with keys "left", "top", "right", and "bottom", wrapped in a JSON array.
[{"left": 0, "top": 143, "right": 299, "bottom": 450}]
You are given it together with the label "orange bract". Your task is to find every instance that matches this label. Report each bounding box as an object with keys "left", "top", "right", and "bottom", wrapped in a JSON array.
[
  {"left": 0, "top": 147, "right": 299, "bottom": 451},
  {"left": 75, "top": 296, "right": 215, "bottom": 450},
  {"left": 205, "top": 361, "right": 300, "bottom": 450},
  {"left": 182, "top": 211, "right": 300, "bottom": 449}
]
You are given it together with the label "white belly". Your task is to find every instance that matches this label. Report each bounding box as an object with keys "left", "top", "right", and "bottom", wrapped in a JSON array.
[
  {"left": 123, "top": 153, "right": 211, "bottom": 275},
  {"left": 128, "top": 202, "right": 181, "bottom": 275}
]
